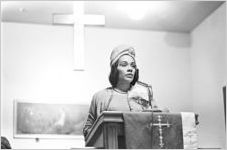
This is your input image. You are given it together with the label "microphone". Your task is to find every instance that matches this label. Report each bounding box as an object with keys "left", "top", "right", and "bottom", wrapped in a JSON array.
[{"left": 137, "top": 81, "right": 162, "bottom": 112}]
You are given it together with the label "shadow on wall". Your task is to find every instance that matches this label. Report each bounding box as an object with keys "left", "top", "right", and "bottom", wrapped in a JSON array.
[{"left": 164, "top": 32, "right": 191, "bottom": 48}]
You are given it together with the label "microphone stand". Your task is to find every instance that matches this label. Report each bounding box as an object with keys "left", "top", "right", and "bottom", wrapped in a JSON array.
[{"left": 143, "top": 83, "right": 162, "bottom": 112}]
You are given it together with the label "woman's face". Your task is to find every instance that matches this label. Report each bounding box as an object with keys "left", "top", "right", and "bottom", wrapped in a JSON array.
[{"left": 117, "top": 54, "right": 136, "bottom": 84}]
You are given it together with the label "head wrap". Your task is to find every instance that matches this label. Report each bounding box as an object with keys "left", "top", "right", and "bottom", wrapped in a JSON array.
[{"left": 110, "top": 45, "right": 136, "bottom": 66}]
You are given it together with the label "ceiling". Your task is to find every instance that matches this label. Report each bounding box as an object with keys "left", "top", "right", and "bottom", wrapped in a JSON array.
[{"left": 1, "top": 1, "right": 225, "bottom": 33}]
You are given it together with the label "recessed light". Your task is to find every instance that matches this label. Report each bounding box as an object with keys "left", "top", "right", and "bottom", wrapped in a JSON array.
[
  {"left": 117, "top": 1, "right": 168, "bottom": 21},
  {"left": 117, "top": 2, "right": 150, "bottom": 20},
  {"left": 18, "top": 7, "right": 25, "bottom": 12}
]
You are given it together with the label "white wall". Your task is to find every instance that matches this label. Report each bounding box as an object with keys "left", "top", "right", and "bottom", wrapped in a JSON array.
[
  {"left": 85, "top": 27, "right": 192, "bottom": 112},
  {"left": 191, "top": 3, "right": 226, "bottom": 148},
  {"left": 1, "top": 22, "right": 191, "bottom": 149}
]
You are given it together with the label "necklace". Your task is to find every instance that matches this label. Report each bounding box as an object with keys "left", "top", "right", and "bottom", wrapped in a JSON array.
[{"left": 113, "top": 88, "right": 128, "bottom": 94}]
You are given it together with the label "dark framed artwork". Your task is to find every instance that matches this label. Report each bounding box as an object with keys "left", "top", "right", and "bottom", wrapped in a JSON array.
[
  {"left": 223, "top": 86, "right": 226, "bottom": 125},
  {"left": 14, "top": 100, "right": 89, "bottom": 139}
]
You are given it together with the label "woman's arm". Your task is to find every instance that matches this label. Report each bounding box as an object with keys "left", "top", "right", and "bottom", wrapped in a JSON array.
[{"left": 83, "top": 95, "right": 97, "bottom": 137}]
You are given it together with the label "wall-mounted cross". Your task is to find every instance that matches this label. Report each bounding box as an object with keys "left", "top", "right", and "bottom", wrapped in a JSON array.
[
  {"left": 149, "top": 115, "right": 171, "bottom": 148},
  {"left": 53, "top": 2, "right": 105, "bottom": 71}
]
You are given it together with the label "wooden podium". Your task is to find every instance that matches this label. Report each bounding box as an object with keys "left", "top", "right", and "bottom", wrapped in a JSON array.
[
  {"left": 85, "top": 111, "right": 198, "bottom": 149},
  {"left": 85, "top": 111, "right": 124, "bottom": 149}
]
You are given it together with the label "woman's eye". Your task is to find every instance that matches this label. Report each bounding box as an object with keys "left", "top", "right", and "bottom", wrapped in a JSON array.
[
  {"left": 119, "top": 62, "right": 127, "bottom": 67},
  {"left": 131, "top": 64, "right": 136, "bottom": 68}
]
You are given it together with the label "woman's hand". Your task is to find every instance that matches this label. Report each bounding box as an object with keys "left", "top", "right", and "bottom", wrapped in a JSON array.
[{"left": 161, "top": 107, "right": 170, "bottom": 112}]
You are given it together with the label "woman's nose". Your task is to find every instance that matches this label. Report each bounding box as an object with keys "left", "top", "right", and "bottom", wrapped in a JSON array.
[
  {"left": 128, "top": 69, "right": 132, "bottom": 72},
  {"left": 127, "top": 67, "right": 133, "bottom": 72}
]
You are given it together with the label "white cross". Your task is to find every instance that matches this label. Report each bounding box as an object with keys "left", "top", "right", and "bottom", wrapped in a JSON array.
[
  {"left": 149, "top": 115, "right": 171, "bottom": 148},
  {"left": 52, "top": 2, "right": 105, "bottom": 70}
]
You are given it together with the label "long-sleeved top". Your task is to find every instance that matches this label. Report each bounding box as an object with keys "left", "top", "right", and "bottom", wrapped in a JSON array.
[{"left": 83, "top": 81, "right": 158, "bottom": 137}]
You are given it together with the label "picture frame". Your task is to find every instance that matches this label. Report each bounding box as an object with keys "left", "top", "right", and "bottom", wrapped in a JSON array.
[
  {"left": 223, "top": 86, "right": 226, "bottom": 125},
  {"left": 13, "top": 100, "right": 89, "bottom": 139}
]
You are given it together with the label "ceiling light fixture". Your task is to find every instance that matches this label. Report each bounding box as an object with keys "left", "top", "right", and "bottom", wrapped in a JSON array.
[
  {"left": 117, "top": 1, "right": 150, "bottom": 20},
  {"left": 117, "top": 1, "right": 168, "bottom": 20},
  {"left": 18, "top": 7, "right": 25, "bottom": 12}
]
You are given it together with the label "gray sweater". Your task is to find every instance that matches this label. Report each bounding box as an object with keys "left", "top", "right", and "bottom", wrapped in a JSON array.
[{"left": 83, "top": 81, "right": 158, "bottom": 137}]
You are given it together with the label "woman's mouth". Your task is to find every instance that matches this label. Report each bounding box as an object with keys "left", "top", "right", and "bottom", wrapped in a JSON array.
[{"left": 125, "top": 74, "right": 133, "bottom": 78}]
